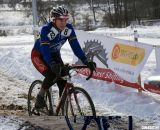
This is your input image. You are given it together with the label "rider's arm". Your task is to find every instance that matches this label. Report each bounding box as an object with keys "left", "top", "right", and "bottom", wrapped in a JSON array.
[
  {"left": 40, "top": 26, "right": 52, "bottom": 65},
  {"left": 68, "top": 25, "right": 88, "bottom": 64}
]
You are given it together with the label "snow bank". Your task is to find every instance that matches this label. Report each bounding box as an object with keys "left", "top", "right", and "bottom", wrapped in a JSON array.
[
  {"left": 92, "top": 25, "right": 160, "bottom": 39},
  {"left": 0, "top": 26, "right": 160, "bottom": 125}
]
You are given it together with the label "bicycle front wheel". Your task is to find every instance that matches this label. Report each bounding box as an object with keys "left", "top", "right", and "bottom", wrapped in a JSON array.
[{"left": 65, "top": 87, "right": 96, "bottom": 130}]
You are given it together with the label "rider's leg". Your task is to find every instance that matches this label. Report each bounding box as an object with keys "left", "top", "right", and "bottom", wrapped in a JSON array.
[
  {"left": 40, "top": 70, "right": 56, "bottom": 94},
  {"left": 31, "top": 48, "right": 57, "bottom": 90},
  {"left": 31, "top": 49, "right": 66, "bottom": 108},
  {"left": 34, "top": 70, "right": 56, "bottom": 108},
  {"left": 57, "top": 79, "right": 67, "bottom": 97},
  {"left": 31, "top": 49, "right": 56, "bottom": 108}
]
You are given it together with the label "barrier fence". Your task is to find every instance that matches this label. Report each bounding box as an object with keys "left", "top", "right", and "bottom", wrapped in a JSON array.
[
  {"left": 0, "top": 24, "right": 159, "bottom": 95},
  {"left": 73, "top": 30, "right": 160, "bottom": 95}
]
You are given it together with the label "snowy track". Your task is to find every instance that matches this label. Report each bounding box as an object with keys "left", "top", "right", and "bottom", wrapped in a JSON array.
[
  {"left": 0, "top": 71, "right": 28, "bottom": 109},
  {"left": 0, "top": 71, "right": 70, "bottom": 130},
  {"left": 0, "top": 60, "right": 159, "bottom": 130},
  {"left": 0, "top": 27, "right": 160, "bottom": 129}
]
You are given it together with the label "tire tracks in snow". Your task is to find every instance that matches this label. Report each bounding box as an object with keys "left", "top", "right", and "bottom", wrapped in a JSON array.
[
  {"left": 0, "top": 71, "right": 71, "bottom": 130},
  {"left": 0, "top": 71, "right": 158, "bottom": 130}
]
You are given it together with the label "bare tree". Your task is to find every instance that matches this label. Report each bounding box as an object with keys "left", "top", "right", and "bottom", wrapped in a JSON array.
[
  {"left": 86, "top": 0, "right": 100, "bottom": 25},
  {"left": 7, "top": 0, "right": 23, "bottom": 10},
  {"left": 83, "top": 14, "right": 92, "bottom": 30},
  {"left": 65, "top": 0, "right": 79, "bottom": 27},
  {"left": 152, "top": 0, "right": 160, "bottom": 19},
  {"left": 99, "top": 0, "right": 116, "bottom": 27}
]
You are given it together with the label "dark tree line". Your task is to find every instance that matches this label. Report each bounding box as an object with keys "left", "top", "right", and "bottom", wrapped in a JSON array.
[
  {"left": 92, "top": 0, "right": 160, "bottom": 27},
  {"left": 1, "top": 0, "right": 160, "bottom": 28}
]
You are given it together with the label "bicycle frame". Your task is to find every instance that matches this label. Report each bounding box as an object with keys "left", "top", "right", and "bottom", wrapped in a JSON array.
[
  {"left": 54, "top": 65, "right": 91, "bottom": 116},
  {"left": 55, "top": 81, "right": 92, "bottom": 117},
  {"left": 30, "top": 65, "right": 94, "bottom": 116},
  {"left": 55, "top": 81, "right": 74, "bottom": 115}
]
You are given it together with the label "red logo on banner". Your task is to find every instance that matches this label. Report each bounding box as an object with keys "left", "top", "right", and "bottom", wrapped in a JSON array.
[{"left": 112, "top": 44, "right": 120, "bottom": 59}]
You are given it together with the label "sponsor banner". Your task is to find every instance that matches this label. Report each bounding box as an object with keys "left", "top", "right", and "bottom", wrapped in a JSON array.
[
  {"left": 74, "top": 30, "right": 153, "bottom": 83},
  {"left": 111, "top": 43, "right": 145, "bottom": 66},
  {"left": 74, "top": 66, "right": 144, "bottom": 90}
]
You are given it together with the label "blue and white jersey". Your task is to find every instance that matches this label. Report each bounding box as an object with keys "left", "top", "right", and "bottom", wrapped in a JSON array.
[{"left": 33, "top": 22, "right": 87, "bottom": 66}]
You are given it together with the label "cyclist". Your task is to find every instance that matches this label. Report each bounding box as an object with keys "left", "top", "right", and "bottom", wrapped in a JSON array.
[{"left": 31, "top": 6, "right": 96, "bottom": 109}]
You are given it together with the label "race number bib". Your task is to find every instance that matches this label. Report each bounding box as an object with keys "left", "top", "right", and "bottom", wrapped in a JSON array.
[
  {"left": 47, "top": 27, "right": 58, "bottom": 40},
  {"left": 61, "top": 27, "right": 72, "bottom": 37}
]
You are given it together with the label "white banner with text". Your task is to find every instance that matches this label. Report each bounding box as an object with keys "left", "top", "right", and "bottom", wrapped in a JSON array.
[{"left": 73, "top": 31, "right": 153, "bottom": 83}]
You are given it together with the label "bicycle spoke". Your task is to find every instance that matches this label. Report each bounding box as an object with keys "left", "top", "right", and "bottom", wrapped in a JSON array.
[
  {"left": 69, "top": 94, "right": 75, "bottom": 116},
  {"left": 65, "top": 87, "right": 96, "bottom": 130},
  {"left": 74, "top": 92, "right": 83, "bottom": 116},
  {"left": 69, "top": 91, "right": 93, "bottom": 116},
  {"left": 28, "top": 80, "right": 52, "bottom": 116}
]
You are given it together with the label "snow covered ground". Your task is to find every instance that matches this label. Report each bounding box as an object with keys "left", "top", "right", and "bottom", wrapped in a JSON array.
[
  {"left": 0, "top": 25, "right": 160, "bottom": 129},
  {"left": 0, "top": 116, "right": 22, "bottom": 130}
]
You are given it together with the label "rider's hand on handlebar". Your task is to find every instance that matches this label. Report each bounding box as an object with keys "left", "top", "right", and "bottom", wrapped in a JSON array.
[{"left": 86, "top": 61, "right": 96, "bottom": 71}]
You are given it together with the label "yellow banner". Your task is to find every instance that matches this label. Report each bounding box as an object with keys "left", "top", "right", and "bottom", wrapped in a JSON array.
[{"left": 112, "top": 43, "right": 145, "bottom": 66}]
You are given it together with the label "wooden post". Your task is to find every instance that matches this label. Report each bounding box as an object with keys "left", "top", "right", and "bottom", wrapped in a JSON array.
[
  {"left": 134, "top": 30, "right": 142, "bottom": 92},
  {"left": 155, "top": 45, "right": 160, "bottom": 71}
]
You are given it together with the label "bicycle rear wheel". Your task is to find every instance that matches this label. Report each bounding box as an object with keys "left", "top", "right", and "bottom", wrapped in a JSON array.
[
  {"left": 65, "top": 87, "right": 96, "bottom": 130},
  {"left": 28, "top": 80, "right": 53, "bottom": 116}
]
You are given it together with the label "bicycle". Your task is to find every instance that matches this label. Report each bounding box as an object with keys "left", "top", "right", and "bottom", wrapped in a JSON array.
[{"left": 27, "top": 64, "right": 96, "bottom": 119}]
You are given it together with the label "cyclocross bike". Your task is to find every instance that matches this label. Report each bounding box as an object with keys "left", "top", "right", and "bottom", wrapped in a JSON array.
[{"left": 27, "top": 64, "right": 96, "bottom": 121}]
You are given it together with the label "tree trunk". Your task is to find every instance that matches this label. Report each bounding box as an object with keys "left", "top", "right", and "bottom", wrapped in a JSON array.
[{"left": 124, "top": 0, "right": 129, "bottom": 26}]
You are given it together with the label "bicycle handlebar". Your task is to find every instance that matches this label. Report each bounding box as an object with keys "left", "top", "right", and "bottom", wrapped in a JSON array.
[{"left": 67, "top": 65, "right": 95, "bottom": 80}]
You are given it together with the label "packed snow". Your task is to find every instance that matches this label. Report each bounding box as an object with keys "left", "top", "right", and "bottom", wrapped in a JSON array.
[
  {"left": 0, "top": 25, "right": 160, "bottom": 129},
  {"left": 0, "top": 116, "right": 23, "bottom": 130}
]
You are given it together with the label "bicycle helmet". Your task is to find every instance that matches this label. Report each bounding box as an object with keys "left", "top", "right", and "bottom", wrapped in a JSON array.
[{"left": 50, "top": 6, "right": 69, "bottom": 19}]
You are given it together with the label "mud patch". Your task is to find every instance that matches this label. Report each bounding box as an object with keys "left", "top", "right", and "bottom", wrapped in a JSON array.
[
  {"left": 0, "top": 104, "right": 24, "bottom": 110},
  {"left": 0, "top": 104, "right": 27, "bottom": 116}
]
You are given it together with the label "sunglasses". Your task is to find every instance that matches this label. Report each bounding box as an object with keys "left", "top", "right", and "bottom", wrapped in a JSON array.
[{"left": 56, "top": 18, "right": 69, "bottom": 21}]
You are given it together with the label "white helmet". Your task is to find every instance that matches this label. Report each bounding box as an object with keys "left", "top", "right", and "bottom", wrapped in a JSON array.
[{"left": 50, "top": 6, "right": 69, "bottom": 19}]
